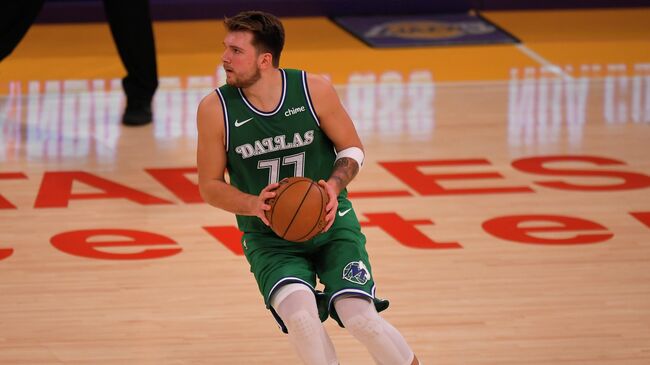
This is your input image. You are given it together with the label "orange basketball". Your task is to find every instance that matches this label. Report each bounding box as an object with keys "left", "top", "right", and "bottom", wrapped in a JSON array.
[{"left": 265, "top": 177, "right": 329, "bottom": 242}]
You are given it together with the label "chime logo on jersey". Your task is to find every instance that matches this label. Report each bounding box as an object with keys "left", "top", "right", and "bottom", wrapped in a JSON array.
[
  {"left": 342, "top": 261, "right": 371, "bottom": 285},
  {"left": 284, "top": 106, "right": 306, "bottom": 117}
]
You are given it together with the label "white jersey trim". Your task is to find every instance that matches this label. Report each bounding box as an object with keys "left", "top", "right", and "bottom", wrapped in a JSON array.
[
  {"left": 328, "top": 285, "right": 376, "bottom": 311},
  {"left": 302, "top": 71, "right": 321, "bottom": 127},
  {"left": 238, "top": 68, "right": 287, "bottom": 117},
  {"left": 215, "top": 88, "right": 229, "bottom": 152},
  {"left": 267, "top": 276, "right": 315, "bottom": 304}
]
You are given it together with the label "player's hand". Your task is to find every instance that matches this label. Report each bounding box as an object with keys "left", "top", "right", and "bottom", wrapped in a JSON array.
[
  {"left": 254, "top": 182, "right": 279, "bottom": 226},
  {"left": 319, "top": 179, "right": 338, "bottom": 232}
]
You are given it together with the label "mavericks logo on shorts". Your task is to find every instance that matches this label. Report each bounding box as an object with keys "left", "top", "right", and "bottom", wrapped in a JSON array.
[{"left": 342, "top": 261, "right": 371, "bottom": 285}]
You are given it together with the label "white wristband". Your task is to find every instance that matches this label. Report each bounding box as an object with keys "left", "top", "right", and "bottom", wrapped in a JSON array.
[{"left": 335, "top": 146, "right": 364, "bottom": 170}]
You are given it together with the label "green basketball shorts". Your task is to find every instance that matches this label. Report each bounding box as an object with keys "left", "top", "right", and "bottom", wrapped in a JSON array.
[{"left": 241, "top": 198, "right": 389, "bottom": 332}]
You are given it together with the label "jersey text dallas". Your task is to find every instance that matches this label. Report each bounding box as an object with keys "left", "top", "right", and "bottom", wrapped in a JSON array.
[{"left": 234, "top": 130, "right": 314, "bottom": 159}]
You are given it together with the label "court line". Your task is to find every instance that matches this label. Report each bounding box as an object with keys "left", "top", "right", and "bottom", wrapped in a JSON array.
[{"left": 515, "top": 44, "right": 571, "bottom": 79}]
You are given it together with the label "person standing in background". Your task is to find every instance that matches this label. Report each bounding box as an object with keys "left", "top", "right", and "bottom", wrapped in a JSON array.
[{"left": 0, "top": 0, "right": 158, "bottom": 126}]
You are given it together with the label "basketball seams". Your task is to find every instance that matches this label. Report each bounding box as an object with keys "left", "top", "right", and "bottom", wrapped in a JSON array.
[
  {"left": 268, "top": 178, "right": 291, "bottom": 227},
  {"left": 295, "top": 182, "right": 326, "bottom": 242},
  {"left": 280, "top": 181, "right": 312, "bottom": 239},
  {"left": 267, "top": 177, "right": 327, "bottom": 242},
  {"left": 269, "top": 178, "right": 298, "bottom": 235}
]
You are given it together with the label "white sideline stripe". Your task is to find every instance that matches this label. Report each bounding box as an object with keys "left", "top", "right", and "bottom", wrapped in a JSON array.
[{"left": 516, "top": 44, "right": 571, "bottom": 79}]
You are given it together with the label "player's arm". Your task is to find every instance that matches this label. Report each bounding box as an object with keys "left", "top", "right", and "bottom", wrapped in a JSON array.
[
  {"left": 307, "top": 73, "right": 364, "bottom": 195},
  {"left": 307, "top": 73, "right": 364, "bottom": 231},
  {"left": 196, "top": 92, "right": 277, "bottom": 225}
]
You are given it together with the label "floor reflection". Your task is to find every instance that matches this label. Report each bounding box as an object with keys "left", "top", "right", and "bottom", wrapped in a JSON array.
[
  {"left": 507, "top": 63, "right": 650, "bottom": 149},
  {"left": 1, "top": 63, "right": 647, "bottom": 162}
]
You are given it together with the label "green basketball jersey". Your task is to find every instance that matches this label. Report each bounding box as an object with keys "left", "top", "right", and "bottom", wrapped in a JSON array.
[{"left": 216, "top": 69, "right": 346, "bottom": 233}]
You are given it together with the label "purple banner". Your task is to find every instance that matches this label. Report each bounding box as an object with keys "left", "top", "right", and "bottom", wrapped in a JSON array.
[{"left": 333, "top": 14, "right": 519, "bottom": 48}]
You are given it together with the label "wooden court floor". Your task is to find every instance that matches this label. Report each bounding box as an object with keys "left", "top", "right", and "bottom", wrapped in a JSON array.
[{"left": 1, "top": 8, "right": 649, "bottom": 365}]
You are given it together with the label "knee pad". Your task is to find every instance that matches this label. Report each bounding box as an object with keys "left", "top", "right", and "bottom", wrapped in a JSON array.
[
  {"left": 285, "top": 308, "right": 321, "bottom": 338},
  {"left": 345, "top": 308, "right": 384, "bottom": 340},
  {"left": 273, "top": 285, "right": 339, "bottom": 365},
  {"left": 335, "top": 296, "right": 415, "bottom": 365},
  {"left": 335, "top": 296, "right": 384, "bottom": 339},
  {"left": 270, "top": 282, "right": 314, "bottom": 310},
  {"left": 272, "top": 283, "right": 321, "bottom": 336}
]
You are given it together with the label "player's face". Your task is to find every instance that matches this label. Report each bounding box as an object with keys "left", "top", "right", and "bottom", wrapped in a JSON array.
[{"left": 222, "top": 31, "right": 262, "bottom": 88}]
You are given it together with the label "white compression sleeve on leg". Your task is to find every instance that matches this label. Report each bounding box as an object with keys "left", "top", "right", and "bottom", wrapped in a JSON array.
[
  {"left": 334, "top": 296, "right": 414, "bottom": 365},
  {"left": 272, "top": 284, "right": 338, "bottom": 365}
]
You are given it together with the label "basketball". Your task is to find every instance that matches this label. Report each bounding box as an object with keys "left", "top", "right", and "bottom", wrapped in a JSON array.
[{"left": 265, "top": 177, "right": 329, "bottom": 242}]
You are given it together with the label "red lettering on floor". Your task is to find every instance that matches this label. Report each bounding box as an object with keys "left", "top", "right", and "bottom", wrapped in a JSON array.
[
  {"left": 512, "top": 155, "right": 650, "bottom": 191},
  {"left": 51, "top": 229, "right": 181, "bottom": 260},
  {"left": 0, "top": 172, "right": 27, "bottom": 209},
  {"left": 35, "top": 171, "right": 173, "bottom": 207},
  {"left": 380, "top": 159, "right": 533, "bottom": 195},
  {"left": 146, "top": 167, "right": 203, "bottom": 203},
  {"left": 203, "top": 226, "right": 244, "bottom": 255},
  {"left": 483, "top": 214, "right": 613, "bottom": 245},
  {"left": 630, "top": 212, "right": 650, "bottom": 229},
  {"left": 0, "top": 247, "right": 13, "bottom": 260},
  {"left": 360, "top": 212, "right": 461, "bottom": 249}
]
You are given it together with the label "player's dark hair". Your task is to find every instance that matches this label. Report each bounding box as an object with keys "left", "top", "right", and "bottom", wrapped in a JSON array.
[{"left": 225, "top": 11, "right": 285, "bottom": 67}]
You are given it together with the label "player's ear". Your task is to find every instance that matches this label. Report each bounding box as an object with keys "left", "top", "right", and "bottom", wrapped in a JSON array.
[{"left": 259, "top": 52, "right": 273, "bottom": 69}]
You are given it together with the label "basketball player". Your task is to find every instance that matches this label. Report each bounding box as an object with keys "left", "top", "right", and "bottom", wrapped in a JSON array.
[{"left": 197, "top": 11, "right": 420, "bottom": 365}]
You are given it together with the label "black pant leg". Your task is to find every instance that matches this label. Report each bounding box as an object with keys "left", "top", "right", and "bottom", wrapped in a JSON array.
[
  {"left": 103, "top": 0, "right": 158, "bottom": 106},
  {"left": 0, "top": 0, "right": 45, "bottom": 61}
]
